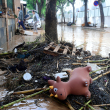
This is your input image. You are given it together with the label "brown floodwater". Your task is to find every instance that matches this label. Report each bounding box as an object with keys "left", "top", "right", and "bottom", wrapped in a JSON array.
[
  {"left": 5, "top": 96, "right": 69, "bottom": 110},
  {"left": 0, "top": 25, "right": 110, "bottom": 57},
  {"left": 58, "top": 24, "right": 110, "bottom": 57}
]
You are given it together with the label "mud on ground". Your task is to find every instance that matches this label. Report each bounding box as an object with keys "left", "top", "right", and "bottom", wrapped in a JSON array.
[{"left": 0, "top": 41, "right": 110, "bottom": 110}]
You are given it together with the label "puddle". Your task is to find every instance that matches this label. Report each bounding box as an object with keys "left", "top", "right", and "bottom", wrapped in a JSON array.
[
  {"left": 7, "top": 96, "right": 69, "bottom": 110},
  {"left": 0, "top": 30, "right": 45, "bottom": 53}
]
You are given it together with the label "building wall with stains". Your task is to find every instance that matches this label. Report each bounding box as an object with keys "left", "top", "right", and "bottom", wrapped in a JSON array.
[
  {"left": 0, "top": 0, "right": 20, "bottom": 48},
  {"left": 8, "top": 19, "right": 15, "bottom": 40},
  {"left": 0, "top": 18, "right": 6, "bottom": 47}
]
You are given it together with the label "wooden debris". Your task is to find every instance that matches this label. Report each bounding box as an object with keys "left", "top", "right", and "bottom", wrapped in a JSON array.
[
  {"left": 13, "top": 88, "right": 46, "bottom": 95},
  {"left": 66, "top": 100, "right": 75, "bottom": 110},
  {"left": 0, "top": 70, "right": 7, "bottom": 76},
  {"left": 105, "top": 79, "right": 109, "bottom": 86},
  {"left": 79, "top": 100, "right": 91, "bottom": 110},
  {"left": 44, "top": 42, "right": 76, "bottom": 56},
  {"left": 84, "top": 59, "right": 108, "bottom": 63},
  {"left": 93, "top": 71, "right": 110, "bottom": 81},
  {"left": 72, "top": 47, "right": 76, "bottom": 56},
  {"left": 72, "top": 63, "right": 106, "bottom": 66},
  {"left": 63, "top": 46, "right": 69, "bottom": 54},
  {"left": 93, "top": 104, "right": 110, "bottom": 107}
]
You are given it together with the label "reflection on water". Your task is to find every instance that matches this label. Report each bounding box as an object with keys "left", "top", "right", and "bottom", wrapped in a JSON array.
[
  {"left": 7, "top": 96, "right": 69, "bottom": 110},
  {"left": 0, "top": 30, "right": 45, "bottom": 53},
  {"left": 57, "top": 24, "right": 110, "bottom": 57}
]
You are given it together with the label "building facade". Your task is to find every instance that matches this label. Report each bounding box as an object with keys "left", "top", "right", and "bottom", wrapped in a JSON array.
[{"left": 0, "top": 0, "right": 20, "bottom": 49}]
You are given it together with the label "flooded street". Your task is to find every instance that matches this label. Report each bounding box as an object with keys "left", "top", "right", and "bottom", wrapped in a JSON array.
[{"left": 58, "top": 24, "right": 110, "bottom": 57}]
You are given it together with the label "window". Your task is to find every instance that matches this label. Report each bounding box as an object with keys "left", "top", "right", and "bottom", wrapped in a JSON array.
[
  {"left": 7, "top": 0, "right": 13, "bottom": 10},
  {"left": 0, "top": 0, "right": 2, "bottom": 5}
]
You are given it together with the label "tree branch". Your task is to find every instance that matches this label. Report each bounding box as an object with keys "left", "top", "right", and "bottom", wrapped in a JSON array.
[{"left": 67, "top": 0, "right": 72, "bottom": 4}]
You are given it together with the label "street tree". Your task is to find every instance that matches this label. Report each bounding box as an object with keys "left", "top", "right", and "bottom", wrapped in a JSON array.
[
  {"left": 81, "top": 0, "right": 88, "bottom": 26},
  {"left": 45, "top": 0, "right": 58, "bottom": 43},
  {"left": 56, "top": 0, "right": 67, "bottom": 23},
  {"left": 36, "top": 0, "right": 46, "bottom": 17},
  {"left": 67, "top": 0, "right": 75, "bottom": 24},
  {"left": 82, "top": 0, "right": 105, "bottom": 27},
  {"left": 98, "top": 0, "right": 105, "bottom": 28}
]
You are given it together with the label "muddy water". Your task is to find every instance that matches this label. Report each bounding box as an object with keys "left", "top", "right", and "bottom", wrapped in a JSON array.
[
  {"left": 58, "top": 24, "right": 110, "bottom": 57},
  {"left": 6, "top": 96, "right": 69, "bottom": 110}
]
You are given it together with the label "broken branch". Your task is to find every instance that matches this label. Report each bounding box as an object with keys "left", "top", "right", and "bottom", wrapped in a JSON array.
[
  {"left": 79, "top": 100, "right": 91, "bottom": 110},
  {"left": 93, "top": 71, "right": 110, "bottom": 81},
  {"left": 13, "top": 88, "right": 46, "bottom": 95}
]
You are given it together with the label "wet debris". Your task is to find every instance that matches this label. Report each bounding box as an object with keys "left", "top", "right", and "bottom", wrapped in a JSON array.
[{"left": 0, "top": 41, "right": 110, "bottom": 110}]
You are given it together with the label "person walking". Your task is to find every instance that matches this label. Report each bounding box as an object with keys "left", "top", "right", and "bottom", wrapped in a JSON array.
[
  {"left": 17, "top": 7, "right": 26, "bottom": 30},
  {"left": 32, "top": 10, "right": 39, "bottom": 34}
]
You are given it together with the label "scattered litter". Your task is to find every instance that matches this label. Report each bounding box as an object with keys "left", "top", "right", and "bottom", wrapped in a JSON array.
[
  {"left": 0, "top": 48, "right": 3, "bottom": 50},
  {"left": 64, "top": 63, "right": 69, "bottom": 66},
  {"left": 42, "top": 76, "right": 51, "bottom": 81},
  {"left": 24, "top": 30, "right": 33, "bottom": 35},
  {"left": 7, "top": 91, "right": 14, "bottom": 96},
  {"left": 17, "top": 53, "right": 30, "bottom": 59},
  {"left": 23, "top": 73, "right": 32, "bottom": 81},
  {"left": 77, "top": 56, "right": 83, "bottom": 60},
  {"left": 99, "top": 87, "right": 104, "bottom": 91},
  {"left": 54, "top": 72, "right": 68, "bottom": 80},
  {"left": 35, "top": 80, "right": 38, "bottom": 83},
  {"left": 62, "top": 68, "right": 72, "bottom": 72},
  {"left": 14, "top": 48, "right": 17, "bottom": 53},
  {"left": 87, "top": 63, "right": 103, "bottom": 74},
  {"left": 105, "top": 79, "right": 109, "bottom": 86}
]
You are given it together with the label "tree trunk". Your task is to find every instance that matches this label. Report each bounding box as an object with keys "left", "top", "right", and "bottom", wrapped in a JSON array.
[
  {"left": 61, "top": 7, "right": 64, "bottom": 23},
  {"left": 45, "top": 0, "right": 58, "bottom": 43},
  {"left": 38, "top": 5, "right": 42, "bottom": 17},
  {"left": 72, "top": 2, "right": 75, "bottom": 24},
  {"left": 98, "top": 0, "right": 104, "bottom": 28},
  {"left": 84, "top": 0, "right": 88, "bottom": 26}
]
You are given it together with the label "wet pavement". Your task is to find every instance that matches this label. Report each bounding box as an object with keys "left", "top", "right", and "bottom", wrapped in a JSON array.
[{"left": 58, "top": 24, "right": 110, "bottom": 57}]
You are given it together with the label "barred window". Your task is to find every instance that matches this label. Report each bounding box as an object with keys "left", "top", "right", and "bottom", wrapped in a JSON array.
[
  {"left": 0, "top": 0, "right": 2, "bottom": 6},
  {"left": 7, "top": 0, "right": 13, "bottom": 10}
]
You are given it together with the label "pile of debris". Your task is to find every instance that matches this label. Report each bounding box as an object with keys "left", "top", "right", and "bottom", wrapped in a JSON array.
[{"left": 0, "top": 40, "right": 110, "bottom": 110}]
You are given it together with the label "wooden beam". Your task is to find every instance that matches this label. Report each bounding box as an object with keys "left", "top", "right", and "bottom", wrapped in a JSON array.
[
  {"left": 72, "top": 47, "right": 76, "bottom": 55},
  {"left": 63, "top": 46, "right": 69, "bottom": 54},
  {"left": 44, "top": 42, "right": 54, "bottom": 50},
  {"left": 53, "top": 44, "right": 61, "bottom": 52}
]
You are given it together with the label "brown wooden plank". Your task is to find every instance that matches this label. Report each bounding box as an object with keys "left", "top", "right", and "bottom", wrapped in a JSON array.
[
  {"left": 44, "top": 42, "right": 54, "bottom": 50},
  {"left": 43, "top": 50, "right": 59, "bottom": 56},
  {"left": 72, "top": 47, "right": 76, "bottom": 55},
  {"left": 53, "top": 44, "right": 61, "bottom": 52},
  {"left": 63, "top": 46, "right": 69, "bottom": 54}
]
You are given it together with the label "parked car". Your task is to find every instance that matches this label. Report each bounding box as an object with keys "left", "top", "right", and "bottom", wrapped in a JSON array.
[{"left": 24, "top": 13, "right": 41, "bottom": 29}]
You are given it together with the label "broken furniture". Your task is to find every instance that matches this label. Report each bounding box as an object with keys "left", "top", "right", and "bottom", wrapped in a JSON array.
[{"left": 43, "top": 42, "right": 76, "bottom": 56}]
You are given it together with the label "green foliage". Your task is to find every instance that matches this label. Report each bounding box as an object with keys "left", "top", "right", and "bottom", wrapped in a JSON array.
[
  {"left": 81, "top": 0, "right": 105, "bottom": 3},
  {"left": 24, "top": 0, "right": 36, "bottom": 10},
  {"left": 23, "top": 0, "right": 46, "bottom": 17}
]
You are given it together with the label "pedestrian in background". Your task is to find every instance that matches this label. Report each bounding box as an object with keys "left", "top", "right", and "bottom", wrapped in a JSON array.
[
  {"left": 32, "top": 10, "right": 39, "bottom": 34},
  {"left": 17, "top": 7, "right": 26, "bottom": 30}
]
